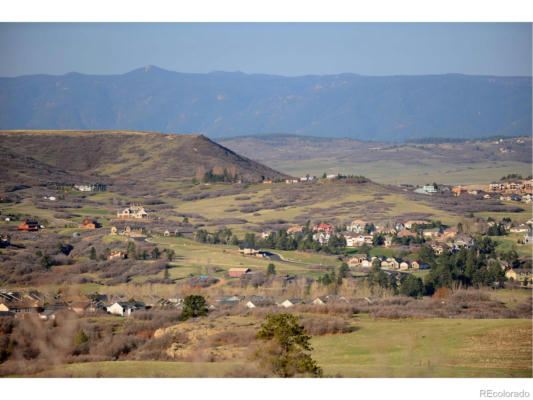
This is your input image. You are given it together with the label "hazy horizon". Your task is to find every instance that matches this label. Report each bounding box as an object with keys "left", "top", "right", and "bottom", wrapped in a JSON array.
[{"left": 0, "top": 23, "right": 531, "bottom": 78}]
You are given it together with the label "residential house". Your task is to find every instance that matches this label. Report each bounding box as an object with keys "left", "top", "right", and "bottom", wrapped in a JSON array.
[
  {"left": 419, "top": 185, "right": 437, "bottom": 194},
  {"left": 452, "top": 187, "right": 468, "bottom": 196},
  {"left": 312, "top": 297, "right": 326, "bottom": 306},
  {"left": 313, "top": 223, "right": 334, "bottom": 233},
  {"left": 423, "top": 228, "right": 441, "bottom": 238},
  {"left": 285, "top": 178, "right": 299, "bottom": 184},
  {"left": 313, "top": 231, "right": 331, "bottom": 245},
  {"left": 382, "top": 257, "right": 400, "bottom": 269},
  {"left": 228, "top": 268, "right": 251, "bottom": 278},
  {"left": 246, "top": 296, "right": 271, "bottom": 308},
  {"left": 79, "top": 218, "right": 97, "bottom": 229},
  {"left": 489, "top": 183, "right": 504, "bottom": 192},
  {"left": 430, "top": 242, "right": 448, "bottom": 255},
  {"left": 69, "top": 300, "right": 93, "bottom": 314},
  {"left": 238, "top": 244, "right": 260, "bottom": 256},
  {"left": 287, "top": 226, "right": 304, "bottom": 235},
  {"left": 348, "top": 254, "right": 368, "bottom": 267},
  {"left": 74, "top": 184, "right": 92, "bottom": 192},
  {"left": 108, "top": 250, "right": 127, "bottom": 260},
  {"left": 392, "top": 221, "right": 405, "bottom": 232},
  {"left": 117, "top": 205, "right": 148, "bottom": 219},
  {"left": 399, "top": 261, "right": 410, "bottom": 270},
  {"left": 397, "top": 229, "right": 416, "bottom": 238},
  {"left": 216, "top": 295, "right": 241, "bottom": 306},
  {"left": 403, "top": 220, "right": 429, "bottom": 229},
  {"left": 348, "top": 219, "right": 367, "bottom": 234},
  {"left": 17, "top": 219, "right": 40, "bottom": 231},
  {"left": 441, "top": 228, "right": 458, "bottom": 240},
  {"left": 106, "top": 301, "right": 145, "bottom": 317},
  {"left": 452, "top": 235, "right": 474, "bottom": 250},
  {"left": 74, "top": 183, "right": 107, "bottom": 192},
  {"left": 0, "top": 234, "right": 10, "bottom": 248},
  {"left": 510, "top": 224, "right": 530, "bottom": 233},
  {"left": 360, "top": 259, "right": 373, "bottom": 268},
  {"left": 261, "top": 230, "right": 274, "bottom": 239},
  {"left": 524, "top": 232, "right": 533, "bottom": 244},
  {"left": 311, "top": 295, "right": 346, "bottom": 306},
  {"left": 410, "top": 261, "right": 420, "bottom": 270},
  {"left": 505, "top": 268, "right": 532, "bottom": 286},
  {"left": 278, "top": 298, "right": 305, "bottom": 308}
]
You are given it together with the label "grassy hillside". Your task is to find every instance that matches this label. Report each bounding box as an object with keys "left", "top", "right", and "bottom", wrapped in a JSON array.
[{"left": 0, "top": 130, "right": 288, "bottom": 186}]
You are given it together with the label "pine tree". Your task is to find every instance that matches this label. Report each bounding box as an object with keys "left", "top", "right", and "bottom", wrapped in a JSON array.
[
  {"left": 254, "top": 313, "right": 322, "bottom": 377},
  {"left": 75, "top": 328, "right": 89, "bottom": 345},
  {"left": 267, "top": 263, "right": 276, "bottom": 276}
]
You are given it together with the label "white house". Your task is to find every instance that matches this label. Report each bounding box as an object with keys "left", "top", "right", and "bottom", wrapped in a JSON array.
[
  {"left": 348, "top": 219, "right": 367, "bottom": 234},
  {"left": 313, "top": 231, "right": 331, "bottom": 245},
  {"left": 106, "top": 301, "right": 145, "bottom": 317},
  {"left": 277, "top": 299, "right": 304, "bottom": 308},
  {"left": 312, "top": 297, "right": 326, "bottom": 306}
]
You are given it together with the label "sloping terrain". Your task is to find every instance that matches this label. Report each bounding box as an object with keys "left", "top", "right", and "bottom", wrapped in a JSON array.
[
  {"left": 0, "top": 67, "right": 530, "bottom": 141},
  {"left": 0, "top": 130, "right": 287, "bottom": 185}
]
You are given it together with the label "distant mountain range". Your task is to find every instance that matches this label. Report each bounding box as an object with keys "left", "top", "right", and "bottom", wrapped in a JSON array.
[{"left": 0, "top": 66, "right": 531, "bottom": 141}]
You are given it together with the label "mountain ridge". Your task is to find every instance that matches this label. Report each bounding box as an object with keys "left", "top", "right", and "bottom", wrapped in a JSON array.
[{"left": 0, "top": 67, "right": 531, "bottom": 141}]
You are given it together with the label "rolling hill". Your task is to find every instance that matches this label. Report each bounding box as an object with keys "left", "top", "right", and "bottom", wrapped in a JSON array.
[
  {"left": 0, "top": 66, "right": 531, "bottom": 141},
  {"left": 0, "top": 130, "right": 287, "bottom": 188}
]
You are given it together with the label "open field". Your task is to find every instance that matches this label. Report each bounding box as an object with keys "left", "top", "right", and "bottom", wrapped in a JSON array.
[
  {"left": 313, "top": 316, "right": 532, "bottom": 378},
  {"left": 220, "top": 135, "right": 532, "bottom": 186}
]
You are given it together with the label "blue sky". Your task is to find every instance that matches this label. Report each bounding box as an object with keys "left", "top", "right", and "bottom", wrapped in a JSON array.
[{"left": 0, "top": 23, "right": 531, "bottom": 77}]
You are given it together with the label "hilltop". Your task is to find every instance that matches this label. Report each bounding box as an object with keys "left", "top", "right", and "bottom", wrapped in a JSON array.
[
  {"left": 0, "top": 130, "right": 287, "bottom": 189},
  {"left": 0, "top": 67, "right": 531, "bottom": 141}
]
